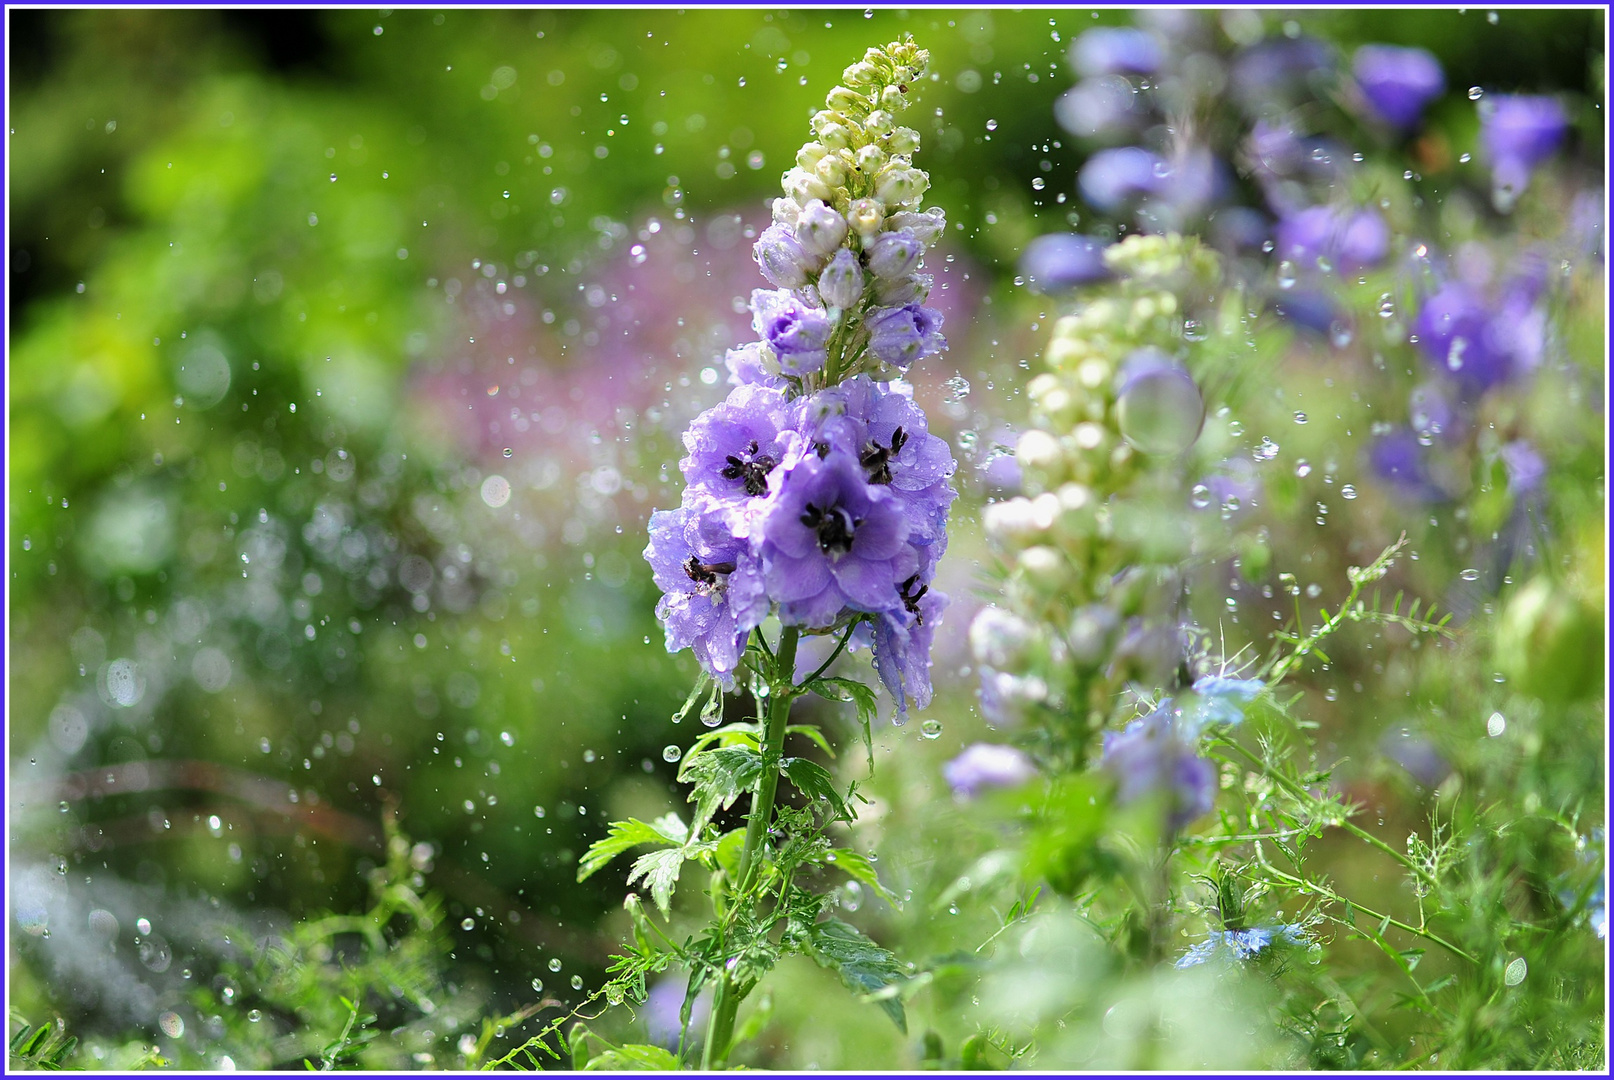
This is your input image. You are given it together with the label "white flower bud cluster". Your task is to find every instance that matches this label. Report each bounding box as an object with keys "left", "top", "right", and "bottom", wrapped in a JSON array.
[
  {"left": 971, "top": 233, "right": 1227, "bottom": 748},
  {"left": 758, "top": 36, "right": 953, "bottom": 390}
]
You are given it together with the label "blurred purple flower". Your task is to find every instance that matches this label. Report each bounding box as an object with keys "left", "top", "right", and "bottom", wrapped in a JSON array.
[
  {"left": 1078, "top": 146, "right": 1165, "bottom": 211},
  {"left": 1102, "top": 699, "right": 1215, "bottom": 831},
  {"left": 944, "top": 742, "right": 1037, "bottom": 798},
  {"left": 644, "top": 975, "right": 711, "bottom": 1049},
  {"left": 1500, "top": 440, "right": 1546, "bottom": 495},
  {"left": 1481, "top": 94, "right": 1569, "bottom": 194},
  {"left": 724, "top": 340, "right": 785, "bottom": 390},
  {"left": 1268, "top": 288, "right": 1341, "bottom": 337},
  {"left": 1208, "top": 206, "right": 1272, "bottom": 255},
  {"left": 1019, "top": 233, "right": 1112, "bottom": 292},
  {"left": 1413, "top": 279, "right": 1544, "bottom": 392},
  {"left": 1368, "top": 428, "right": 1445, "bottom": 503},
  {"left": 1380, "top": 727, "right": 1449, "bottom": 788},
  {"left": 1194, "top": 458, "right": 1261, "bottom": 520},
  {"left": 1188, "top": 675, "right": 1264, "bottom": 731},
  {"left": 1069, "top": 26, "right": 1163, "bottom": 77},
  {"left": 1055, "top": 76, "right": 1146, "bottom": 141},
  {"left": 977, "top": 666, "right": 1048, "bottom": 728},
  {"left": 1276, "top": 205, "right": 1390, "bottom": 273},
  {"left": 1231, "top": 36, "right": 1336, "bottom": 111},
  {"left": 1353, "top": 44, "right": 1445, "bottom": 129}
]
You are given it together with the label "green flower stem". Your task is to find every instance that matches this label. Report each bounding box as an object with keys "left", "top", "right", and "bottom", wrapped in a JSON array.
[
  {"left": 1248, "top": 860, "right": 1476, "bottom": 965},
  {"left": 704, "top": 625, "right": 800, "bottom": 1069},
  {"left": 1221, "top": 739, "right": 1440, "bottom": 894}
]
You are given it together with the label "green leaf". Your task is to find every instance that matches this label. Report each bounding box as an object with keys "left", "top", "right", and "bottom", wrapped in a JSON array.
[
  {"left": 688, "top": 722, "right": 762, "bottom": 757},
  {"left": 672, "top": 671, "right": 711, "bottom": 724},
  {"left": 714, "top": 828, "right": 746, "bottom": 879},
  {"left": 805, "top": 918, "right": 909, "bottom": 1032},
  {"left": 577, "top": 817, "right": 687, "bottom": 883},
  {"left": 583, "top": 1043, "right": 681, "bottom": 1071},
  {"left": 732, "top": 991, "right": 773, "bottom": 1049},
  {"left": 807, "top": 676, "right": 878, "bottom": 772},
  {"left": 782, "top": 757, "right": 853, "bottom": 822},
  {"left": 679, "top": 746, "right": 764, "bottom": 832},
  {"left": 826, "top": 847, "right": 899, "bottom": 906},
  {"left": 786, "top": 723, "right": 836, "bottom": 758},
  {"left": 627, "top": 847, "right": 689, "bottom": 919}
]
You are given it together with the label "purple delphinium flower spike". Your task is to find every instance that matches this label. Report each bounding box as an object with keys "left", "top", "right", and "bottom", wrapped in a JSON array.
[
  {"left": 679, "top": 383, "right": 795, "bottom": 535},
  {"left": 1101, "top": 700, "right": 1215, "bottom": 830},
  {"left": 1353, "top": 44, "right": 1445, "bottom": 130},
  {"left": 944, "top": 742, "right": 1037, "bottom": 798},
  {"left": 724, "top": 340, "right": 786, "bottom": 390},
  {"left": 759, "top": 449, "right": 912, "bottom": 628},
  {"left": 644, "top": 506, "right": 769, "bottom": 688},
  {"left": 1481, "top": 94, "right": 1568, "bottom": 195},
  {"left": 751, "top": 288, "right": 833, "bottom": 378}
]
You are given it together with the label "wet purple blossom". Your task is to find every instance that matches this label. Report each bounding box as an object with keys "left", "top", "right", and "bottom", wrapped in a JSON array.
[
  {"left": 1189, "top": 675, "right": 1264, "bottom": 731},
  {"left": 679, "top": 384, "right": 794, "bottom": 532},
  {"left": 644, "top": 975, "right": 711, "bottom": 1049},
  {"left": 644, "top": 506, "right": 769, "bottom": 689},
  {"left": 872, "top": 272, "right": 931, "bottom": 307},
  {"left": 754, "top": 222, "right": 820, "bottom": 289},
  {"left": 1500, "top": 440, "right": 1546, "bottom": 496},
  {"left": 866, "top": 229, "right": 924, "bottom": 280},
  {"left": 1019, "top": 233, "right": 1113, "bottom": 291},
  {"left": 1175, "top": 924, "right": 1312, "bottom": 968},
  {"left": 1481, "top": 94, "right": 1569, "bottom": 193},
  {"left": 1069, "top": 26, "right": 1163, "bottom": 77},
  {"left": 1078, "top": 146, "right": 1165, "bottom": 211},
  {"left": 944, "top": 742, "right": 1037, "bottom": 798},
  {"left": 818, "top": 248, "right": 865, "bottom": 310},
  {"left": 751, "top": 288, "right": 833, "bottom": 378},
  {"left": 1269, "top": 288, "right": 1342, "bottom": 337},
  {"left": 759, "top": 449, "right": 913, "bottom": 628},
  {"left": 865, "top": 302, "right": 946, "bottom": 369},
  {"left": 871, "top": 582, "right": 947, "bottom": 717},
  {"left": 1101, "top": 700, "right": 1215, "bottom": 830},
  {"left": 1353, "top": 44, "right": 1445, "bottom": 129},
  {"left": 724, "top": 340, "right": 785, "bottom": 390}
]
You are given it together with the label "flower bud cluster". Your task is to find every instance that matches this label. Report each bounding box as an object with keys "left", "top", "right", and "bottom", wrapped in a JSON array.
[
  {"left": 971, "top": 234, "right": 1228, "bottom": 804},
  {"left": 736, "top": 37, "right": 948, "bottom": 393},
  {"left": 649, "top": 40, "right": 957, "bottom": 718}
]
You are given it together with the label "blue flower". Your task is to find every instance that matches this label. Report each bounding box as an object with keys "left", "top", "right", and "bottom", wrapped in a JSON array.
[
  {"left": 1353, "top": 44, "right": 1445, "bottom": 130},
  {"left": 1078, "top": 146, "right": 1165, "bottom": 211},
  {"left": 1175, "top": 923, "right": 1313, "bottom": 968},
  {"left": 1187, "top": 675, "right": 1264, "bottom": 732},
  {"left": 644, "top": 506, "right": 769, "bottom": 689}
]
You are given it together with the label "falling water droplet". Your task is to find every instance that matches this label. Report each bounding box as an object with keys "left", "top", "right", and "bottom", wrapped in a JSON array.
[
  {"left": 1190, "top": 484, "right": 1211, "bottom": 509},
  {"left": 531, "top": 978, "right": 544, "bottom": 993},
  {"left": 548, "top": 958, "right": 563, "bottom": 972},
  {"left": 570, "top": 975, "right": 584, "bottom": 990},
  {"left": 662, "top": 744, "right": 682, "bottom": 762},
  {"left": 985, "top": 118, "right": 999, "bottom": 132},
  {"left": 503, "top": 448, "right": 513, "bottom": 458},
  {"left": 1276, "top": 261, "right": 1297, "bottom": 289},
  {"left": 1031, "top": 176, "right": 1045, "bottom": 191},
  {"left": 1486, "top": 712, "right": 1506, "bottom": 737},
  {"left": 1341, "top": 485, "right": 1357, "bottom": 500},
  {"left": 1468, "top": 86, "right": 1484, "bottom": 100},
  {"left": 919, "top": 719, "right": 942, "bottom": 740},
  {"left": 1293, "top": 411, "right": 1308, "bottom": 425},
  {"left": 461, "top": 918, "right": 475, "bottom": 930},
  {"left": 944, "top": 374, "right": 971, "bottom": 401},
  {"left": 1459, "top": 568, "right": 1480, "bottom": 581}
]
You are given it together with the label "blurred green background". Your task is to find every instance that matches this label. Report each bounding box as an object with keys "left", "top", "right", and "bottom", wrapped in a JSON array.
[{"left": 7, "top": 6, "right": 1604, "bottom": 1070}]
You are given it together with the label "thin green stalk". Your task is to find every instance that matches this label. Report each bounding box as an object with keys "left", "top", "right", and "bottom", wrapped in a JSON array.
[
  {"left": 801, "top": 618, "right": 861, "bottom": 688},
  {"left": 703, "top": 626, "right": 800, "bottom": 1069},
  {"left": 1250, "top": 861, "right": 1475, "bottom": 964},
  {"left": 1222, "top": 740, "right": 1439, "bottom": 893}
]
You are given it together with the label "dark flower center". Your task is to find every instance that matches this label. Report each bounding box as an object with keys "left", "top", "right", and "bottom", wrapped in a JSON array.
[
  {"left": 720, "top": 440, "right": 777, "bottom": 497},
  {"left": 860, "top": 426, "right": 908, "bottom": 485},
  {"left": 683, "top": 556, "right": 737, "bottom": 593},
  {"left": 898, "top": 573, "right": 929, "bottom": 624},
  {"left": 799, "top": 501, "right": 860, "bottom": 556}
]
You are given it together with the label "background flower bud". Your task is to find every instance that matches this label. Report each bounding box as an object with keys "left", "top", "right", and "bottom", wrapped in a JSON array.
[
  {"left": 1017, "top": 545, "right": 1068, "bottom": 593},
  {"left": 1016, "top": 429, "right": 1065, "bottom": 474},
  {"left": 969, "top": 606, "right": 1040, "bottom": 670}
]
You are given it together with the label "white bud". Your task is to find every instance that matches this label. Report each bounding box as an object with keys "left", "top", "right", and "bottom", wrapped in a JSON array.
[
  {"left": 815, "top": 155, "right": 848, "bottom": 189},
  {"left": 770, "top": 196, "right": 804, "bottom": 227},
  {"left": 888, "top": 126, "right": 921, "bottom": 155},
  {"left": 1016, "top": 429, "right": 1064, "bottom": 473},
  {"left": 1017, "top": 546, "right": 1066, "bottom": 592},
  {"left": 846, "top": 198, "right": 885, "bottom": 241},
  {"left": 889, "top": 207, "right": 946, "bottom": 245},
  {"left": 875, "top": 167, "right": 928, "bottom": 208},
  {"left": 818, "top": 123, "right": 853, "bottom": 151},
  {"left": 864, "top": 110, "right": 896, "bottom": 139},
  {"left": 969, "top": 606, "right": 1039, "bottom": 670},
  {"left": 879, "top": 85, "right": 905, "bottom": 112},
  {"left": 983, "top": 497, "right": 1044, "bottom": 547},
  {"left": 856, "top": 144, "right": 887, "bottom": 175},
  {"left": 783, "top": 166, "right": 833, "bottom": 205}
]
